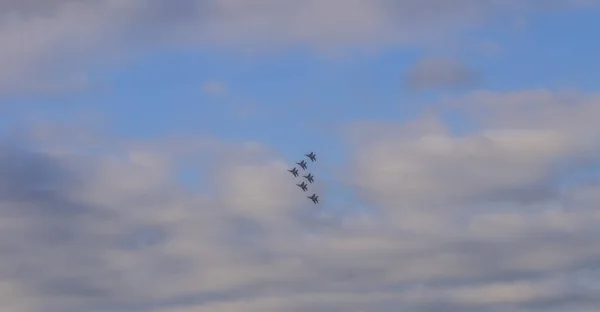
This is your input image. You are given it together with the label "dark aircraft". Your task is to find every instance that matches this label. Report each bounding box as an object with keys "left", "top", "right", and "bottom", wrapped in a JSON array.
[
  {"left": 296, "top": 160, "right": 308, "bottom": 170},
  {"left": 296, "top": 181, "right": 308, "bottom": 192},
  {"left": 305, "top": 152, "right": 316, "bottom": 162},
  {"left": 303, "top": 173, "right": 314, "bottom": 183},
  {"left": 288, "top": 167, "right": 299, "bottom": 177},
  {"left": 308, "top": 194, "right": 319, "bottom": 204}
]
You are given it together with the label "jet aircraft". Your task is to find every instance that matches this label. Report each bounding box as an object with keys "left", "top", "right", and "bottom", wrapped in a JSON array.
[
  {"left": 296, "top": 160, "right": 308, "bottom": 170},
  {"left": 303, "top": 173, "right": 314, "bottom": 183},
  {"left": 296, "top": 181, "right": 308, "bottom": 192},
  {"left": 308, "top": 194, "right": 319, "bottom": 204},
  {"left": 288, "top": 167, "right": 299, "bottom": 177},
  {"left": 305, "top": 152, "right": 316, "bottom": 162}
]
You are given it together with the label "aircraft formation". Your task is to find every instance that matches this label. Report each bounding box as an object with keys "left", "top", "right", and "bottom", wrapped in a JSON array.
[{"left": 288, "top": 152, "right": 319, "bottom": 204}]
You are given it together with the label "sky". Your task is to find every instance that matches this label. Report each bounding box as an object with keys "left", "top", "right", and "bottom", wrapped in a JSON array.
[{"left": 1, "top": 1, "right": 600, "bottom": 311}]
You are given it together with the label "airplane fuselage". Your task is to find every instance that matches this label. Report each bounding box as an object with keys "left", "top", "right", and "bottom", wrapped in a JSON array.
[
  {"left": 297, "top": 182, "right": 308, "bottom": 191},
  {"left": 305, "top": 152, "right": 316, "bottom": 162},
  {"left": 303, "top": 174, "right": 314, "bottom": 183}
]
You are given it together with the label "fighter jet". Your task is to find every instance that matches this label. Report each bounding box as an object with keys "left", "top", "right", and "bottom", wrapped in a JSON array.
[
  {"left": 303, "top": 173, "right": 314, "bottom": 183},
  {"left": 305, "top": 152, "right": 316, "bottom": 162},
  {"left": 288, "top": 167, "right": 299, "bottom": 177},
  {"left": 308, "top": 194, "right": 319, "bottom": 204},
  {"left": 296, "top": 160, "right": 308, "bottom": 170},
  {"left": 296, "top": 181, "right": 308, "bottom": 192}
]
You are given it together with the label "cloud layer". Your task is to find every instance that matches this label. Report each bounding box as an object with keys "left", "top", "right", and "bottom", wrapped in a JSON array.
[
  {"left": 2, "top": 89, "right": 600, "bottom": 311},
  {"left": 3, "top": 1, "right": 600, "bottom": 311},
  {"left": 1, "top": 0, "right": 598, "bottom": 94}
]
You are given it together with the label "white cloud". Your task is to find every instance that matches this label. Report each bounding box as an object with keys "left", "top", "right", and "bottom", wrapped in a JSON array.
[
  {"left": 0, "top": 0, "right": 597, "bottom": 94},
  {"left": 350, "top": 90, "right": 600, "bottom": 210},
  {"left": 1, "top": 88, "right": 600, "bottom": 311}
]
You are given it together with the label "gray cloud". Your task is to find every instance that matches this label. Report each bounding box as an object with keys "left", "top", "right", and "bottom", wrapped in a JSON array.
[
  {"left": 0, "top": 141, "right": 112, "bottom": 311},
  {"left": 0, "top": 0, "right": 597, "bottom": 94},
  {"left": 405, "top": 58, "right": 481, "bottom": 91}
]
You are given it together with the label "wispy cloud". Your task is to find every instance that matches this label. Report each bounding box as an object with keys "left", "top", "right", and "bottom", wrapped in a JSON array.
[
  {"left": 405, "top": 58, "right": 481, "bottom": 91},
  {"left": 201, "top": 80, "right": 228, "bottom": 96}
]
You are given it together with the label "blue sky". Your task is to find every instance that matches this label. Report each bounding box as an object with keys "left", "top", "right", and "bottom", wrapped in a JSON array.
[
  {"left": 5, "top": 5, "right": 600, "bottom": 151},
  {"left": 2, "top": 1, "right": 600, "bottom": 312}
]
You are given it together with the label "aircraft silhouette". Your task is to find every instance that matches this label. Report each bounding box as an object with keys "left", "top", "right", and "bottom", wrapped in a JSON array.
[
  {"left": 296, "top": 181, "right": 308, "bottom": 191},
  {"left": 303, "top": 173, "right": 314, "bottom": 183},
  {"left": 308, "top": 194, "right": 319, "bottom": 204},
  {"left": 305, "top": 152, "right": 316, "bottom": 162},
  {"left": 296, "top": 160, "right": 308, "bottom": 170},
  {"left": 288, "top": 167, "right": 299, "bottom": 177}
]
